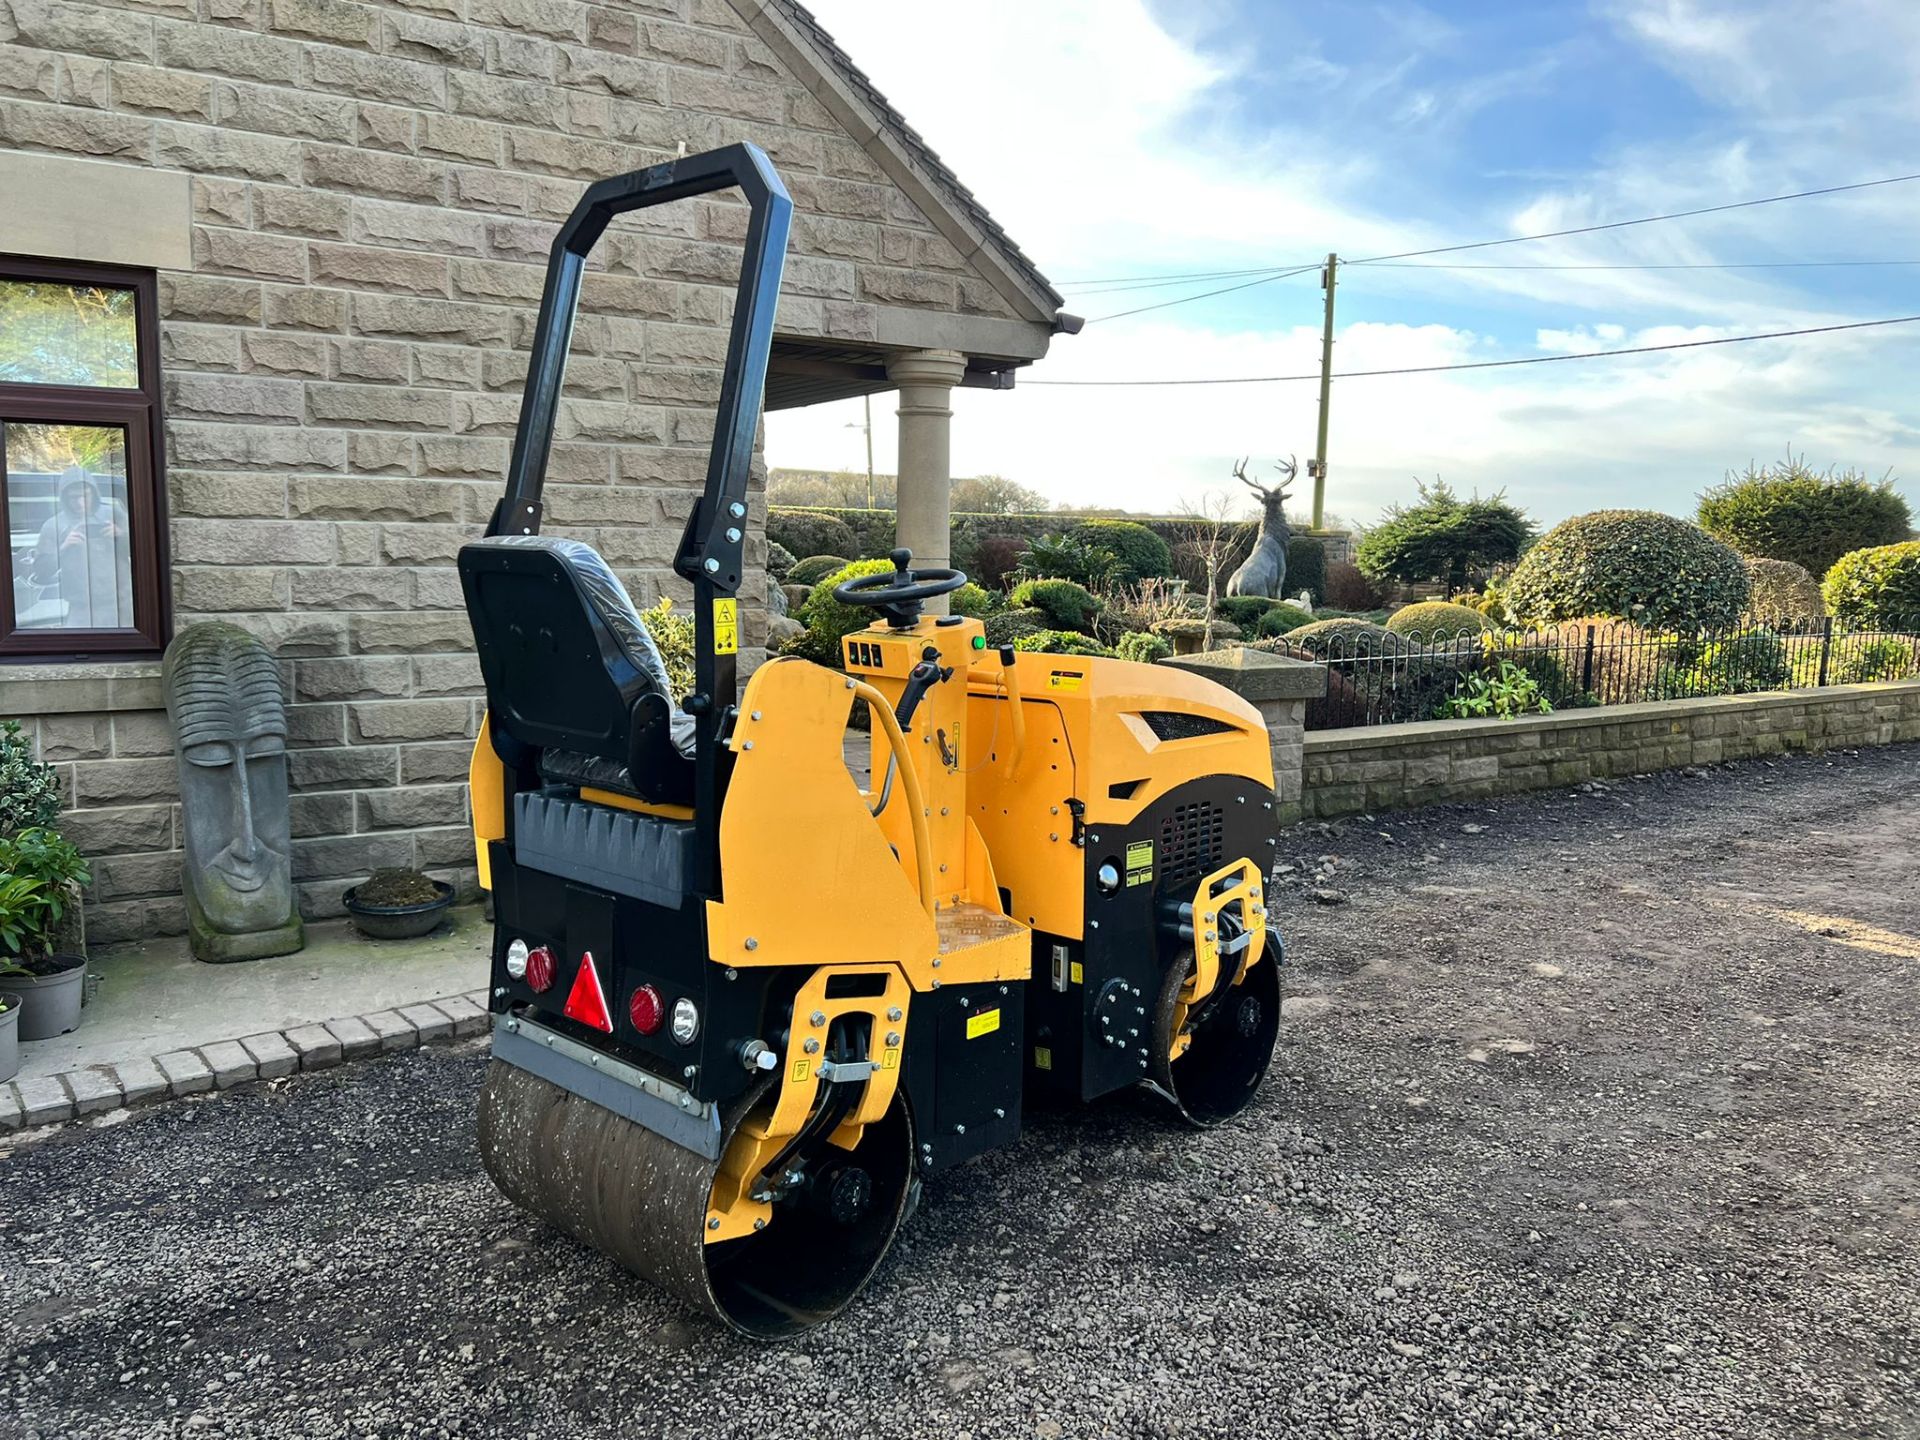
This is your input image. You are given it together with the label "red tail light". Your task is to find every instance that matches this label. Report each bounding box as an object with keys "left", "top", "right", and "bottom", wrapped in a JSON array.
[
  {"left": 629, "top": 983, "right": 664, "bottom": 1036},
  {"left": 525, "top": 945, "right": 556, "bottom": 993}
]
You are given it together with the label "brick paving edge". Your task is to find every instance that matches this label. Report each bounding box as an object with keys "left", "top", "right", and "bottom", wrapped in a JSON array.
[{"left": 0, "top": 990, "right": 493, "bottom": 1135}]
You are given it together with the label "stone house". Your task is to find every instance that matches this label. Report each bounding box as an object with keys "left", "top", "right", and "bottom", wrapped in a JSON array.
[{"left": 0, "top": 0, "right": 1069, "bottom": 943}]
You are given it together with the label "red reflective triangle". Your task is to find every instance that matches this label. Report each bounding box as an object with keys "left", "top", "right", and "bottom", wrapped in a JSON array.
[{"left": 561, "top": 950, "right": 613, "bottom": 1033}]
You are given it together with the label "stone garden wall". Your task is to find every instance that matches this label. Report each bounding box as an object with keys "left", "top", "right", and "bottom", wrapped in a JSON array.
[{"left": 1300, "top": 680, "right": 1920, "bottom": 819}]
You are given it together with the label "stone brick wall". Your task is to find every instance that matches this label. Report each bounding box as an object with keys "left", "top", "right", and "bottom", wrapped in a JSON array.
[
  {"left": 1300, "top": 681, "right": 1920, "bottom": 820},
  {"left": 0, "top": 0, "right": 1036, "bottom": 943}
]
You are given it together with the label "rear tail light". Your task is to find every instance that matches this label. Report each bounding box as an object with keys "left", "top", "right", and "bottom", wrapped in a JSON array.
[
  {"left": 670, "top": 997, "right": 700, "bottom": 1046},
  {"left": 630, "top": 984, "right": 664, "bottom": 1036},
  {"left": 505, "top": 938, "right": 530, "bottom": 979},
  {"left": 524, "top": 945, "right": 556, "bottom": 993}
]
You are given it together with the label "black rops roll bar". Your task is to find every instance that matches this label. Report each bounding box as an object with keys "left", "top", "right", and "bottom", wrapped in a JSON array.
[{"left": 489, "top": 142, "right": 792, "bottom": 897}]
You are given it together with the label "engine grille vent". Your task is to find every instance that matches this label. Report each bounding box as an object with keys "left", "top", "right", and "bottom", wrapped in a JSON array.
[
  {"left": 1139, "top": 710, "right": 1236, "bottom": 741},
  {"left": 1159, "top": 801, "right": 1224, "bottom": 887}
]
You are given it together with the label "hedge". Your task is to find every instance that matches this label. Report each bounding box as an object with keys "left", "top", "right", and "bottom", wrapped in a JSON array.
[
  {"left": 1822, "top": 540, "right": 1920, "bottom": 628},
  {"left": 1505, "top": 510, "right": 1749, "bottom": 632}
]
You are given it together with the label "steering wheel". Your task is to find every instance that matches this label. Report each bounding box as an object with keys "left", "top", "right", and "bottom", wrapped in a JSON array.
[{"left": 834, "top": 547, "right": 967, "bottom": 627}]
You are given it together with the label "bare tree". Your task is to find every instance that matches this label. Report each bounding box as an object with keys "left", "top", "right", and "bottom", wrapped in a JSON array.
[{"left": 1175, "top": 485, "right": 1250, "bottom": 642}]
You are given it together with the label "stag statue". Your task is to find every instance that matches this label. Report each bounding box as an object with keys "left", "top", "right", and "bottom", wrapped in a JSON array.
[{"left": 1225, "top": 455, "right": 1296, "bottom": 599}]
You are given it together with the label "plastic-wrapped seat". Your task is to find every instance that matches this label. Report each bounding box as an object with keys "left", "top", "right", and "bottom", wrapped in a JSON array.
[{"left": 459, "top": 536, "right": 696, "bottom": 806}]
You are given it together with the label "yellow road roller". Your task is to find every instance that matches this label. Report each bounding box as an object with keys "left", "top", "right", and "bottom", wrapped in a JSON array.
[{"left": 462, "top": 143, "right": 1284, "bottom": 1338}]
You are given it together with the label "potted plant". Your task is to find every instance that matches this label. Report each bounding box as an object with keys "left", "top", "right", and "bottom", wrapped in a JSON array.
[
  {"left": 343, "top": 867, "right": 456, "bottom": 940},
  {"left": 0, "top": 992, "right": 21, "bottom": 1084},
  {"left": 0, "top": 827, "right": 92, "bottom": 1040}
]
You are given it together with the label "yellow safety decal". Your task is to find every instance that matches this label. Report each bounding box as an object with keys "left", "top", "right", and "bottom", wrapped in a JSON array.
[
  {"left": 1069, "top": 960, "right": 1083, "bottom": 985},
  {"left": 966, "top": 1008, "right": 1001, "bottom": 1039},
  {"left": 1125, "top": 839, "right": 1155, "bottom": 887},
  {"left": 789, "top": 1058, "right": 810, "bottom": 1083},
  {"left": 1046, "top": 669, "right": 1084, "bottom": 692},
  {"left": 713, "top": 597, "right": 739, "bottom": 655},
  {"left": 1034, "top": 1046, "right": 1053, "bottom": 1071},
  {"left": 882, "top": 1049, "right": 899, "bottom": 1069}
]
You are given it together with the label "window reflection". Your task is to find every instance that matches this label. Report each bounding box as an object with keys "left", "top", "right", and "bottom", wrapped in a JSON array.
[
  {"left": 0, "top": 280, "right": 139, "bottom": 389},
  {"left": 6, "top": 423, "right": 134, "bottom": 630}
]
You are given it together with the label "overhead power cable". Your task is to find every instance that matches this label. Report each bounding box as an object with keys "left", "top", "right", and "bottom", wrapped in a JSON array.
[
  {"left": 1021, "top": 313, "right": 1920, "bottom": 386},
  {"left": 1082, "top": 264, "right": 1321, "bottom": 324},
  {"left": 1051, "top": 170, "right": 1920, "bottom": 295}
]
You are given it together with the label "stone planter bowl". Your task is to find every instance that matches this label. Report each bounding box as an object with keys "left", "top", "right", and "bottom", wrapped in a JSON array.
[
  {"left": 12, "top": 956, "right": 87, "bottom": 1041},
  {"left": 343, "top": 879, "right": 457, "bottom": 941}
]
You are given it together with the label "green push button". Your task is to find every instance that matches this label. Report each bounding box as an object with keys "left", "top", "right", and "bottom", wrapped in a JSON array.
[{"left": 971, "top": 634, "right": 986, "bottom": 649}]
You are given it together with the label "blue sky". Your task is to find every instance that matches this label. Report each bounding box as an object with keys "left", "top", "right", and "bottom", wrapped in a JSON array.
[{"left": 767, "top": 0, "right": 1920, "bottom": 531}]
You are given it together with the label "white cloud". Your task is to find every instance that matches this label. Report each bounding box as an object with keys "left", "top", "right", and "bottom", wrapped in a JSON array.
[{"left": 767, "top": 0, "right": 1920, "bottom": 531}]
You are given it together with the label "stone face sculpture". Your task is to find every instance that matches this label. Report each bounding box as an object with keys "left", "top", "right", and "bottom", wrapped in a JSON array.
[
  {"left": 163, "top": 622, "right": 304, "bottom": 962},
  {"left": 1225, "top": 455, "right": 1298, "bottom": 600}
]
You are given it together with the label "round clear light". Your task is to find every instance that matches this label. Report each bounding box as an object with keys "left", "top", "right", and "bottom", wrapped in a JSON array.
[
  {"left": 1096, "top": 861, "right": 1122, "bottom": 894},
  {"left": 670, "top": 997, "right": 700, "bottom": 1046},
  {"left": 505, "top": 938, "right": 530, "bottom": 980}
]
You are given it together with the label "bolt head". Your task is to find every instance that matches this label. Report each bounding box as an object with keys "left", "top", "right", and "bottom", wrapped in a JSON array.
[
  {"left": 744, "top": 937, "right": 758, "bottom": 951},
  {"left": 810, "top": 1009, "right": 826, "bottom": 1026},
  {"left": 708, "top": 1217, "right": 721, "bottom": 1231},
  {"left": 887, "top": 1006, "right": 903, "bottom": 1022},
  {"left": 703, "top": 557, "right": 720, "bottom": 573}
]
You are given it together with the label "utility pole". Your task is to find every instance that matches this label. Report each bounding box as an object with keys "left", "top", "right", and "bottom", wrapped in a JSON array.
[
  {"left": 844, "top": 394, "right": 877, "bottom": 507},
  {"left": 1309, "top": 252, "right": 1337, "bottom": 530}
]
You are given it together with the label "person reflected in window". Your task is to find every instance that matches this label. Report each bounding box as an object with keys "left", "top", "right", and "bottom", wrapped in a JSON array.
[{"left": 22, "top": 469, "right": 133, "bottom": 629}]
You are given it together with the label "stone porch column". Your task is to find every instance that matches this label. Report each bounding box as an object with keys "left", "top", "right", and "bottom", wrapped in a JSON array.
[{"left": 887, "top": 348, "right": 967, "bottom": 611}]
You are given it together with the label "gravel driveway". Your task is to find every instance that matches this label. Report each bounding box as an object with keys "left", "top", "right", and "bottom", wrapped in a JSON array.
[{"left": 5, "top": 744, "right": 1918, "bottom": 1440}]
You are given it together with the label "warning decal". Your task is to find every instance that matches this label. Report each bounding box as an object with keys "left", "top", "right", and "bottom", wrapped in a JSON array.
[
  {"left": 966, "top": 1008, "right": 1002, "bottom": 1040},
  {"left": 1045, "top": 669, "right": 1084, "bottom": 692},
  {"left": 713, "top": 597, "right": 739, "bottom": 655},
  {"left": 1125, "top": 838, "right": 1155, "bottom": 887}
]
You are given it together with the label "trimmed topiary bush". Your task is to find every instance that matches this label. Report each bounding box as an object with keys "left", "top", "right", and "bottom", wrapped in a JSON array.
[
  {"left": 1822, "top": 541, "right": 1920, "bottom": 628},
  {"left": 1115, "top": 631, "right": 1172, "bottom": 664},
  {"left": 1741, "top": 557, "right": 1823, "bottom": 623},
  {"left": 1698, "top": 456, "right": 1912, "bottom": 579},
  {"left": 766, "top": 541, "right": 797, "bottom": 583},
  {"left": 1215, "top": 594, "right": 1280, "bottom": 628},
  {"left": 1068, "top": 519, "right": 1172, "bottom": 582},
  {"left": 767, "top": 509, "right": 858, "bottom": 561},
  {"left": 1253, "top": 604, "right": 1315, "bottom": 638},
  {"left": 1012, "top": 629, "right": 1116, "bottom": 657},
  {"left": 983, "top": 607, "right": 1049, "bottom": 648},
  {"left": 792, "top": 558, "right": 894, "bottom": 664},
  {"left": 1272, "top": 617, "right": 1398, "bottom": 659},
  {"left": 1385, "top": 600, "right": 1492, "bottom": 641},
  {"left": 950, "top": 582, "right": 1002, "bottom": 618},
  {"left": 787, "top": 554, "right": 851, "bottom": 587},
  {"left": 1009, "top": 577, "right": 1102, "bottom": 632},
  {"left": 1505, "top": 510, "right": 1749, "bottom": 632}
]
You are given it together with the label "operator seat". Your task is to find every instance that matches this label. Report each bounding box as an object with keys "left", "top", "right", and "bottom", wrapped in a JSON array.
[{"left": 459, "top": 535, "right": 696, "bottom": 807}]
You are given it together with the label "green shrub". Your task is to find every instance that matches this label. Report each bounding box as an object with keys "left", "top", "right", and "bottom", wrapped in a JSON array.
[
  {"left": 0, "top": 826, "right": 90, "bottom": 965},
  {"left": 950, "top": 582, "right": 1002, "bottom": 618},
  {"left": 1020, "top": 533, "right": 1118, "bottom": 587},
  {"left": 1215, "top": 594, "right": 1280, "bottom": 628},
  {"left": 1505, "top": 510, "right": 1750, "bottom": 632},
  {"left": 983, "top": 607, "right": 1049, "bottom": 648},
  {"left": 1286, "top": 537, "right": 1326, "bottom": 604},
  {"left": 1115, "top": 631, "right": 1172, "bottom": 664},
  {"left": 965, "top": 533, "right": 1028, "bottom": 590},
  {"left": 1833, "top": 635, "right": 1920, "bottom": 683},
  {"left": 1384, "top": 600, "right": 1492, "bottom": 641},
  {"left": 787, "top": 554, "right": 851, "bottom": 587},
  {"left": 1693, "top": 630, "right": 1790, "bottom": 694},
  {"left": 1698, "top": 455, "right": 1912, "bottom": 578},
  {"left": 765, "top": 540, "right": 797, "bottom": 583},
  {"left": 1254, "top": 604, "right": 1315, "bottom": 638},
  {"left": 1012, "top": 629, "right": 1116, "bottom": 657},
  {"left": 792, "top": 558, "right": 895, "bottom": 663},
  {"left": 0, "top": 720, "right": 61, "bottom": 834},
  {"left": 1067, "top": 519, "right": 1172, "bottom": 582},
  {"left": 767, "top": 509, "right": 858, "bottom": 561},
  {"left": 1355, "top": 479, "right": 1532, "bottom": 590},
  {"left": 1435, "top": 660, "right": 1552, "bottom": 720},
  {"left": 1274, "top": 618, "right": 1398, "bottom": 659},
  {"left": 637, "top": 599, "right": 696, "bottom": 699},
  {"left": 1822, "top": 541, "right": 1920, "bottom": 628},
  {"left": 1742, "top": 557, "right": 1823, "bottom": 622},
  {"left": 1009, "top": 577, "right": 1102, "bottom": 631}
]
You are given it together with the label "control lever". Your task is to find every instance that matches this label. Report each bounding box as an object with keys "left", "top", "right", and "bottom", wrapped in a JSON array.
[{"left": 894, "top": 644, "right": 953, "bottom": 730}]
